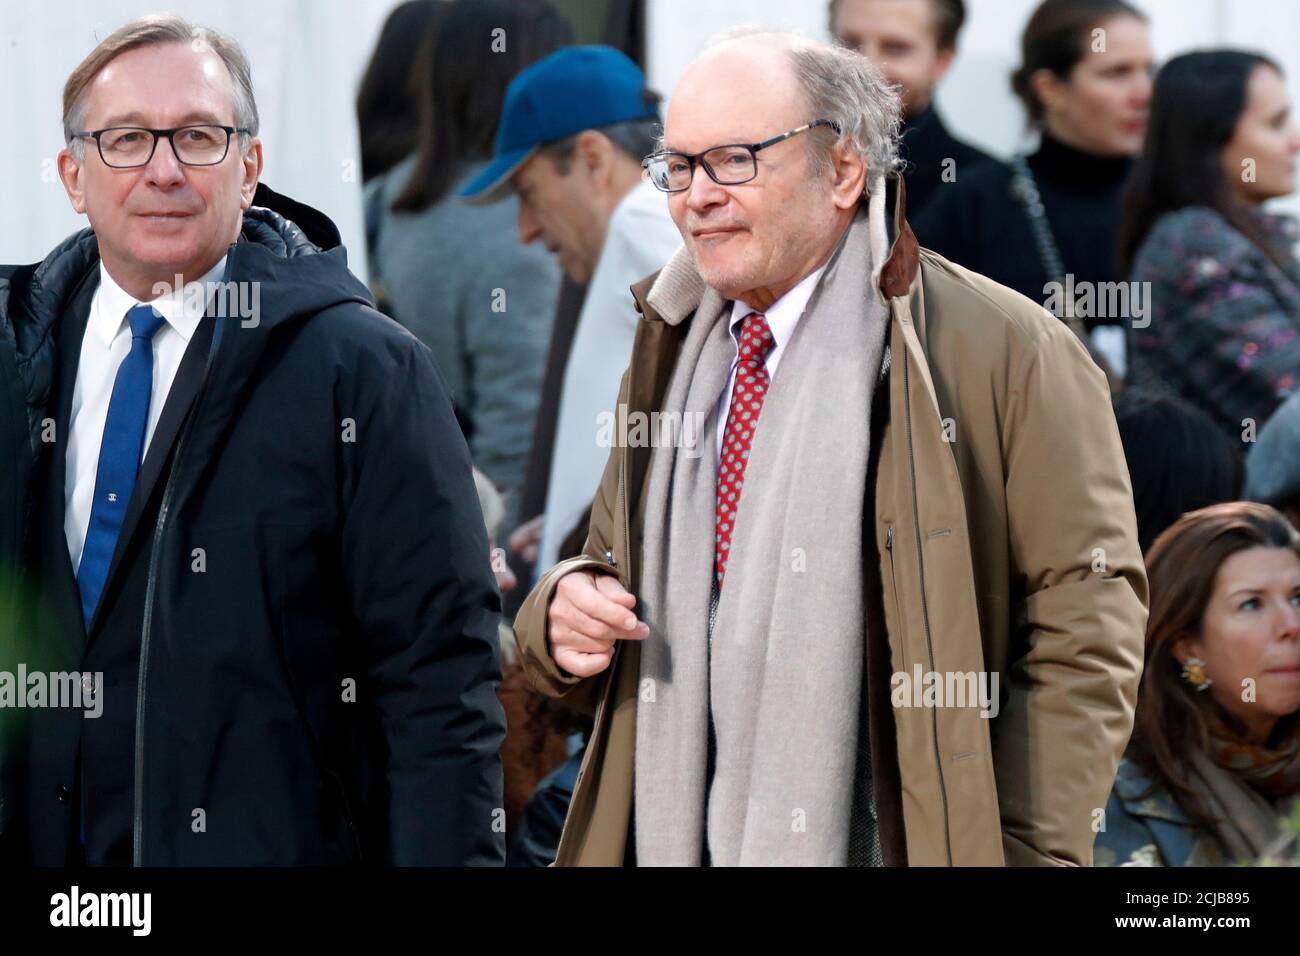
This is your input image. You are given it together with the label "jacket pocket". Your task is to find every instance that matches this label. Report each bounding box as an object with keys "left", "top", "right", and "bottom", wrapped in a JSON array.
[{"left": 883, "top": 524, "right": 911, "bottom": 678}]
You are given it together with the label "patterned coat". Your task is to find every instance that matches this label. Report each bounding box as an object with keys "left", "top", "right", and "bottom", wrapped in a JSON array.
[
  {"left": 1094, "top": 758, "right": 1227, "bottom": 867},
  {"left": 1128, "top": 205, "right": 1300, "bottom": 438}
]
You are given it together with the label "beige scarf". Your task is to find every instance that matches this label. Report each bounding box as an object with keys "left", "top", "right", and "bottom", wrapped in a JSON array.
[
  {"left": 1189, "top": 712, "right": 1300, "bottom": 862},
  {"left": 633, "top": 192, "right": 891, "bottom": 866}
]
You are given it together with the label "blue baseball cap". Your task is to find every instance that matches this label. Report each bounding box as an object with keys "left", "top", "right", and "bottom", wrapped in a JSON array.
[{"left": 461, "top": 45, "right": 659, "bottom": 204}]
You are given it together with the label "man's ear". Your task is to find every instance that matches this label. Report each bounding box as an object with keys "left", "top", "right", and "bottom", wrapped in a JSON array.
[
  {"left": 238, "top": 137, "right": 264, "bottom": 209},
  {"left": 576, "top": 129, "right": 613, "bottom": 183},
  {"left": 829, "top": 139, "right": 867, "bottom": 210},
  {"left": 58, "top": 147, "right": 88, "bottom": 215},
  {"left": 930, "top": 46, "right": 957, "bottom": 88}
]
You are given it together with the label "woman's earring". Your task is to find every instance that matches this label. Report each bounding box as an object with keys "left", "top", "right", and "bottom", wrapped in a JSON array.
[{"left": 1181, "top": 657, "right": 1213, "bottom": 691}]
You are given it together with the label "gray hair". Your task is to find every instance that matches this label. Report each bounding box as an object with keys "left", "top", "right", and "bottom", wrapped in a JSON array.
[
  {"left": 663, "top": 28, "right": 903, "bottom": 186},
  {"left": 64, "top": 14, "right": 259, "bottom": 160},
  {"left": 541, "top": 117, "right": 663, "bottom": 172}
]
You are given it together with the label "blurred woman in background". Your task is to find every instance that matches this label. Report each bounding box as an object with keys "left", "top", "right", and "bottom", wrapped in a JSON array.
[
  {"left": 915, "top": 0, "right": 1152, "bottom": 374},
  {"left": 1096, "top": 502, "right": 1300, "bottom": 866},
  {"left": 366, "top": 0, "right": 571, "bottom": 529},
  {"left": 355, "top": 0, "right": 442, "bottom": 184},
  {"left": 1121, "top": 50, "right": 1300, "bottom": 439}
]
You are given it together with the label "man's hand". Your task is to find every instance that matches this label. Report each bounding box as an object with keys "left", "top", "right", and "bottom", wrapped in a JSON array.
[
  {"left": 548, "top": 570, "right": 649, "bottom": 678},
  {"left": 508, "top": 514, "right": 544, "bottom": 564}
]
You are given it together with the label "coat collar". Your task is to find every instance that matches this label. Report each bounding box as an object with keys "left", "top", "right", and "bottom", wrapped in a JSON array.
[
  {"left": 633, "top": 170, "right": 920, "bottom": 324},
  {"left": 1112, "top": 758, "right": 1193, "bottom": 825}
]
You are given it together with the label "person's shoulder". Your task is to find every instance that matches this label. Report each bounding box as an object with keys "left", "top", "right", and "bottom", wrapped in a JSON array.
[
  {"left": 296, "top": 295, "right": 427, "bottom": 366},
  {"left": 913, "top": 249, "right": 1107, "bottom": 397},
  {"left": 380, "top": 159, "right": 513, "bottom": 231},
  {"left": 917, "top": 247, "right": 1063, "bottom": 348},
  {"left": 1246, "top": 389, "right": 1300, "bottom": 502},
  {"left": 1111, "top": 757, "right": 1161, "bottom": 802},
  {"left": 1138, "top": 205, "right": 1258, "bottom": 267},
  {"left": 927, "top": 154, "right": 1014, "bottom": 203},
  {"left": 1150, "top": 204, "right": 1233, "bottom": 233},
  {"left": 943, "top": 130, "right": 998, "bottom": 171},
  {"left": 366, "top": 155, "right": 416, "bottom": 206},
  {"left": 1108, "top": 758, "right": 1200, "bottom": 826},
  {"left": 1, "top": 229, "right": 100, "bottom": 335},
  {"left": 1093, "top": 759, "right": 1176, "bottom": 867},
  {"left": 1100, "top": 757, "right": 1230, "bottom": 866},
  {"left": 910, "top": 156, "right": 1014, "bottom": 241}
]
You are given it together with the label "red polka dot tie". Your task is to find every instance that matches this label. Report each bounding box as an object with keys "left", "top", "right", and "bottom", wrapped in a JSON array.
[{"left": 715, "top": 311, "right": 775, "bottom": 591}]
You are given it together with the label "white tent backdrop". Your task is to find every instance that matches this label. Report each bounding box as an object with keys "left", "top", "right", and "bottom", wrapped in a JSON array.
[
  {"left": 5, "top": 0, "right": 1300, "bottom": 272},
  {"left": 0, "top": 0, "right": 398, "bottom": 277}
]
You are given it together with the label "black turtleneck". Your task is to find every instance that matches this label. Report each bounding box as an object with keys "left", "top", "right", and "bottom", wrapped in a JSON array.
[
  {"left": 912, "top": 132, "right": 1134, "bottom": 328},
  {"left": 898, "top": 104, "right": 996, "bottom": 220}
]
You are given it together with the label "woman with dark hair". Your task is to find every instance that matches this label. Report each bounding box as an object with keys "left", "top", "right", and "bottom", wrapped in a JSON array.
[
  {"left": 355, "top": 0, "right": 442, "bottom": 184},
  {"left": 366, "top": 0, "right": 572, "bottom": 529},
  {"left": 1095, "top": 502, "right": 1300, "bottom": 866},
  {"left": 913, "top": 0, "right": 1152, "bottom": 371},
  {"left": 1121, "top": 50, "right": 1300, "bottom": 439}
]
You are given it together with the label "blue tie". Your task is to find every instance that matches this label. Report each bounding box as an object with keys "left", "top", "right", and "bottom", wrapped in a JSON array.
[{"left": 77, "top": 304, "right": 167, "bottom": 625}]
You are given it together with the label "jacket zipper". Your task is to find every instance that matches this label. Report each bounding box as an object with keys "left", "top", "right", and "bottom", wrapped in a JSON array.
[
  {"left": 884, "top": 526, "right": 907, "bottom": 674},
  {"left": 902, "top": 354, "right": 953, "bottom": 865},
  {"left": 131, "top": 297, "right": 228, "bottom": 866},
  {"left": 327, "top": 767, "right": 363, "bottom": 861}
]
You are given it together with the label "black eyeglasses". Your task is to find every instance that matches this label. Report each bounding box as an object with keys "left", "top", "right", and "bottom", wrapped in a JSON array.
[
  {"left": 642, "top": 119, "right": 842, "bottom": 193},
  {"left": 72, "top": 125, "right": 251, "bottom": 168}
]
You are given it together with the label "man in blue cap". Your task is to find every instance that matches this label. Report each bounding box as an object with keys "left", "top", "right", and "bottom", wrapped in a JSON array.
[{"left": 465, "top": 46, "right": 682, "bottom": 582}]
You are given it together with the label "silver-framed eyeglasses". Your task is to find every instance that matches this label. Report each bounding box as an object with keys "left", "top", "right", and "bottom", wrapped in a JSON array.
[
  {"left": 72, "top": 125, "right": 251, "bottom": 168},
  {"left": 642, "top": 119, "right": 842, "bottom": 193}
]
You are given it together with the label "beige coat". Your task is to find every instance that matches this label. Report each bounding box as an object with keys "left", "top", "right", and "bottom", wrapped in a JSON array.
[{"left": 513, "top": 181, "right": 1148, "bottom": 866}]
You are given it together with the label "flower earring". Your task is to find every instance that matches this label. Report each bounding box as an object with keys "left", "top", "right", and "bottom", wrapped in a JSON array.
[{"left": 1181, "top": 657, "right": 1212, "bottom": 691}]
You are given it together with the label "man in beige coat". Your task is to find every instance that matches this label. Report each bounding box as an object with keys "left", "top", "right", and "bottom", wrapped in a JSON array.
[{"left": 514, "top": 30, "right": 1147, "bottom": 866}]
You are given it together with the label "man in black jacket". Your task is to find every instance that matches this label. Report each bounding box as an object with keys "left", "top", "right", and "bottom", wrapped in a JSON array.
[
  {"left": 831, "top": 0, "right": 994, "bottom": 217},
  {"left": 0, "top": 14, "right": 505, "bottom": 865}
]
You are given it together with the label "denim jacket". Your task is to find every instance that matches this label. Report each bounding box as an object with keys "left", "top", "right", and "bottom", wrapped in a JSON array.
[{"left": 1094, "top": 758, "right": 1227, "bottom": 867}]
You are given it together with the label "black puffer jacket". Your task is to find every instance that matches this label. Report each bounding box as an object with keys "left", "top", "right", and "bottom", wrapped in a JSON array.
[{"left": 0, "top": 185, "right": 506, "bottom": 864}]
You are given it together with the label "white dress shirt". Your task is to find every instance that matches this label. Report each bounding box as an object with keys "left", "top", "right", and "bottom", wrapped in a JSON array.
[
  {"left": 715, "top": 262, "right": 829, "bottom": 464},
  {"left": 64, "top": 257, "right": 226, "bottom": 572}
]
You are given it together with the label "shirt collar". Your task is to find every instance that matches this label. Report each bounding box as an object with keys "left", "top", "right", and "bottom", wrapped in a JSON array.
[
  {"left": 93, "top": 255, "right": 228, "bottom": 348},
  {"left": 727, "top": 260, "right": 829, "bottom": 350}
]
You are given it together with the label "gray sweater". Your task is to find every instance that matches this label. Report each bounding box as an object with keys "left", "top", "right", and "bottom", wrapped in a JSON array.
[{"left": 367, "top": 157, "right": 561, "bottom": 527}]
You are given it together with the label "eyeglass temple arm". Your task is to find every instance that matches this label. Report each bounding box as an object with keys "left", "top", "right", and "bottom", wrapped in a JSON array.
[
  {"left": 753, "top": 119, "right": 842, "bottom": 152},
  {"left": 640, "top": 118, "right": 842, "bottom": 169}
]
